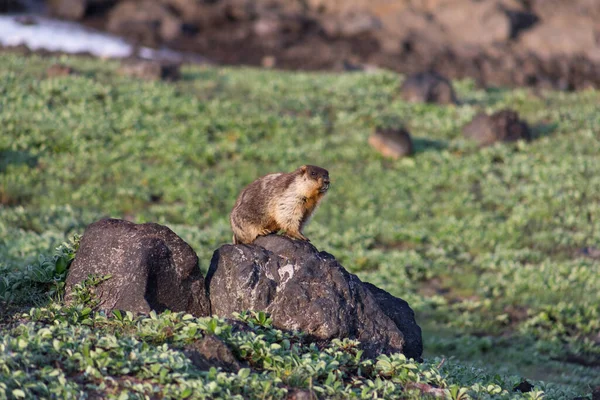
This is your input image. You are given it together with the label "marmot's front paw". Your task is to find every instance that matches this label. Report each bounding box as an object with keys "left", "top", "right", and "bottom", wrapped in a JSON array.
[{"left": 286, "top": 232, "right": 310, "bottom": 242}]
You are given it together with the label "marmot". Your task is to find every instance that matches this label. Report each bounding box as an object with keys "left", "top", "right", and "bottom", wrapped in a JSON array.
[{"left": 230, "top": 165, "right": 330, "bottom": 244}]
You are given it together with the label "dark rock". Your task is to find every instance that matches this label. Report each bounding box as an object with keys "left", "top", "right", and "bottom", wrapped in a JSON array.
[
  {"left": 65, "top": 218, "right": 210, "bottom": 317},
  {"left": 46, "top": 64, "right": 77, "bottom": 78},
  {"left": 361, "top": 282, "right": 423, "bottom": 361},
  {"left": 463, "top": 109, "right": 531, "bottom": 147},
  {"left": 400, "top": 71, "right": 457, "bottom": 105},
  {"left": 119, "top": 60, "right": 181, "bottom": 81},
  {"left": 513, "top": 380, "right": 534, "bottom": 393},
  {"left": 206, "top": 234, "right": 423, "bottom": 360},
  {"left": 184, "top": 335, "right": 241, "bottom": 372},
  {"left": 368, "top": 127, "right": 414, "bottom": 159},
  {"left": 592, "top": 386, "right": 600, "bottom": 400},
  {"left": 107, "top": 0, "right": 182, "bottom": 46}
]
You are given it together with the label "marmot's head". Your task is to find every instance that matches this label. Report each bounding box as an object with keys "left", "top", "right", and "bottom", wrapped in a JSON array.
[{"left": 300, "top": 165, "right": 330, "bottom": 193}]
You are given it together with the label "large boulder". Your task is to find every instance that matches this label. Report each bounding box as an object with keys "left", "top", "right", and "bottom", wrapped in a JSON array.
[
  {"left": 206, "top": 234, "right": 423, "bottom": 360},
  {"left": 65, "top": 218, "right": 210, "bottom": 317}
]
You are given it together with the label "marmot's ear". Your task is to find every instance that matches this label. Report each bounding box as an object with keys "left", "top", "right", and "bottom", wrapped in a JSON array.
[{"left": 300, "top": 165, "right": 307, "bottom": 174}]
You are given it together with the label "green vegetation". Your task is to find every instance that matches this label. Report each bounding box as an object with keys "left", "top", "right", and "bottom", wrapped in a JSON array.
[{"left": 1, "top": 53, "right": 599, "bottom": 398}]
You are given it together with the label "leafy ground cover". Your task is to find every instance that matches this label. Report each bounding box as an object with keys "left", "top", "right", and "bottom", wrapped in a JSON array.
[{"left": 0, "top": 53, "right": 599, "bottom": 398}]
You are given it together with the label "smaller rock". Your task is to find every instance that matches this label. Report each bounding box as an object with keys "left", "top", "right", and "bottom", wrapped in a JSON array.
[
  {"left": 513, "top": 380, "right": 534, "bottom": 393},
  {"left": 46, "top": 64, "right": 77, "bottom": 78},
  {"left": 400, "top": 71, "right": 457, "bottom": 105},
  {"left": 463, "top": 109, "right": 531, "bottom": 146},
  {"left": 184, "top": 335, "right": 241, "bottom": 372},
  {"left": 119, "top": 60, "right": 181, "bottom": 81},
  {"left": 65, "top": 219, "right": 210, "bottom": 317},
  {"left": 368, "top": 127, "right": 414, "bottom": 159}
]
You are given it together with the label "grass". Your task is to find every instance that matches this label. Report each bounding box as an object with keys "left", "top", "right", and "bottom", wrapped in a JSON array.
[{"left": 0, "top": 52, "right": 599, "bottom": 398}]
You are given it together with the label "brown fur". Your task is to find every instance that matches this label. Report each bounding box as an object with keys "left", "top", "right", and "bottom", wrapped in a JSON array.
[{"left": 230, "top": 165, "right": 330, "bottom": 244}]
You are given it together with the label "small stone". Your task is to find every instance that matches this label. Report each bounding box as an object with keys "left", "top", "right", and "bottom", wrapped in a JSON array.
[
  {"left": 400, "top": 71, "right": 458, "bottom": 105},
  {"left": 513, "top": 380, "right": 534, "bottom": 393},
  {"left": 184, "top": 335, "right": 241, "bottom": 372},
  {"left": 368, "top": 127, "right": 414, "bottom": 159}
]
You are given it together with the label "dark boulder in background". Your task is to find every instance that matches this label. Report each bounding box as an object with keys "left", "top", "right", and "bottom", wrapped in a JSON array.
[
  {"left": 206, "top": 234, "right": 423, "bottom": 360},
  {"left": 65, "top": 218, "right": 210, "bottom": 317},
  {"left": 400, "top": 71, "right": 458, "bottom": 105},
  {"left": 463, "top": 109, "right": 531, "bottom": 147}
]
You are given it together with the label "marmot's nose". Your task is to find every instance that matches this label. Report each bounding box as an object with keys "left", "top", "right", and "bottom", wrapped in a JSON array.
[{"left": 323, "top": 177, "right": 330, "bottom": 184}]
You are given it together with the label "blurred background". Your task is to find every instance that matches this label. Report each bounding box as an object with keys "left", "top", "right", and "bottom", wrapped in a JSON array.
[{"left": 2, "top": 0, "right": 599, "bottom": 90}]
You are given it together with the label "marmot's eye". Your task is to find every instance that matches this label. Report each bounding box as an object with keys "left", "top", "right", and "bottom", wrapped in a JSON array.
[{"left": 311, "top": 171, "right": 316, "bottom": 176}]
